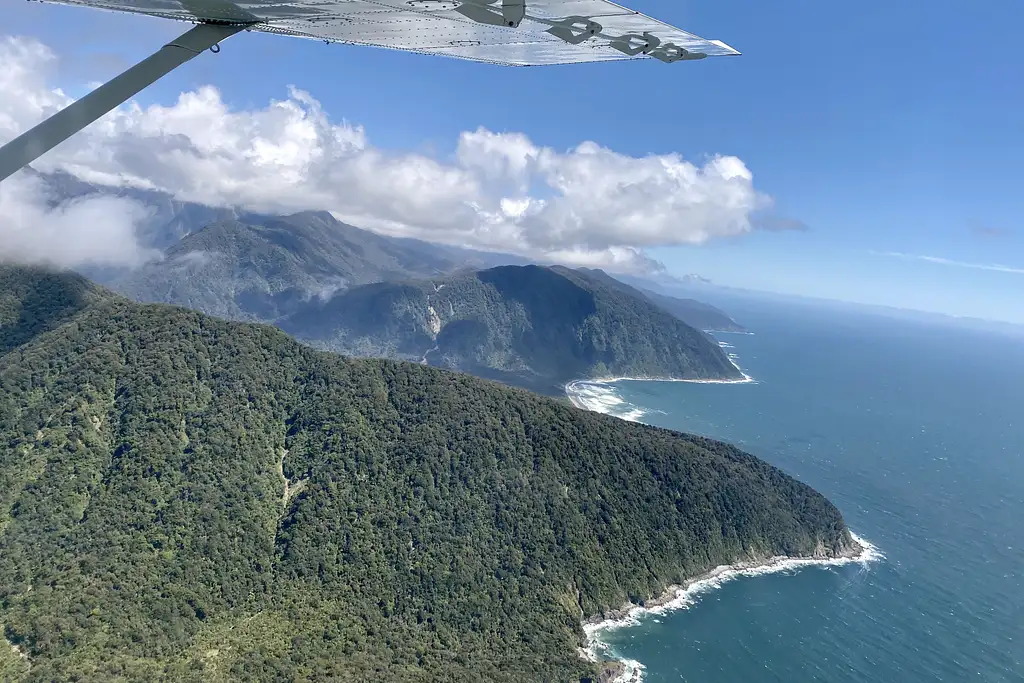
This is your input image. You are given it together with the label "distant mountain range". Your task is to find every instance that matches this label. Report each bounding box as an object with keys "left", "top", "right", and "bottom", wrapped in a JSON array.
[
  {"left": 35, "top": 173, "right": 747, "bottom": 392},
  {"left": 109, "top": 211, "right": 464, "bottom": 322},
  {"left": 281, "top": 264, "right": 742, "bottom": 394}
]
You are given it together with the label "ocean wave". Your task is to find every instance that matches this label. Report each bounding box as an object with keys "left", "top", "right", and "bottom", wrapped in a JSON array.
[
  {"left": 564, "top": 381, "right": 650, "bottom": 421},
  {"left": 564, "top": 366, "right": 756, "bottom": 422},
  {"left": 581, "top": 532, "right": 885, "bottom": 682},
  {"left": 563, "top": 343, "right": 756, "bottom": 398}
]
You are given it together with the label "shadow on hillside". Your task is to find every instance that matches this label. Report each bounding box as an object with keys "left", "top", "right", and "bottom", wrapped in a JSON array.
[
  {"left": 456, "top": 364, "right": 565, "bottom": 397},
  {"left": 0, "top": 268, "right": 94, "bottom": 355},
  {"left": 477, "top": 265, "right": 599, "bottom": 379}
]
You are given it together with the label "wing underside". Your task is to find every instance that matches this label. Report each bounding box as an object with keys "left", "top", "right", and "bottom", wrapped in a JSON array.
[{"left": 41, "top": 0, "right": 740, "bottom": 66}]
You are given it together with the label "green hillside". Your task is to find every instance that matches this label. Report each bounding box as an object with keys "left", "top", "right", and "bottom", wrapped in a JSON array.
[{"left": 0, "top": 266, "right": 853, "bottom": 682}]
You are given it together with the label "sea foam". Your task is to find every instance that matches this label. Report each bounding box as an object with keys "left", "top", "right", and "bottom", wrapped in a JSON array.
[
  {"left": 582, "top": 533, "right": 884, "bottom": 682},
  {"left": 564, "top": 340, "right": 755, "bottom": 407},
  {"left": 564, "top": 380, "right": 650, "bottom": 421},
  {"left": 564, "top": 363, "right": 755, "bottom": 421}
]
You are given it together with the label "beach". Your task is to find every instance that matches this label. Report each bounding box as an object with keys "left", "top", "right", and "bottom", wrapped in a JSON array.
[
  {"left": 564, "top": 348, "right": 756, "bottom": 417},
  {"left": 565, "top": 371, "right": 754, "bottom": 421}
]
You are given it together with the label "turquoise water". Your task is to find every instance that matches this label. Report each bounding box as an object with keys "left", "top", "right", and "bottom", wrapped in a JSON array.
[{"left": 572, "top": 297, "right": 1024, "bottom": 682}]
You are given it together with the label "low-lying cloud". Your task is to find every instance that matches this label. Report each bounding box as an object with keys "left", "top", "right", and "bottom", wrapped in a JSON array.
[
  {"left": 1, "top": 33, "right": 793, "bottom": 272},
  {"left": 0, "top": 172, "right": 157, "bottom": 268}
]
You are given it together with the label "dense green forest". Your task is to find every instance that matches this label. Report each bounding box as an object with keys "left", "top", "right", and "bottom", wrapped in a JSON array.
[
  {"left": 0, "top": 265, "right": 853, "bottom": 682},
  {"left": 283, "top": 264, "right": 741, "bottom": 394}
]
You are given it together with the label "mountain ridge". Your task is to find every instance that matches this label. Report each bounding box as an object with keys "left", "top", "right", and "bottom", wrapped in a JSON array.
[
  {"left": 572, "top": 267, "right": 746, "bottom": 332},
  {"left": 36, "top": 174, "right": 751, "bottom": 392},
  {"left": 109, "top": 212, "right": 465, "bottom": 321}
]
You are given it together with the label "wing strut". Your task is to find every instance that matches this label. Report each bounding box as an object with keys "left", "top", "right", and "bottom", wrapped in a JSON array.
[{"left": 0, "top": 22, "right": 249, "bottom": 184}]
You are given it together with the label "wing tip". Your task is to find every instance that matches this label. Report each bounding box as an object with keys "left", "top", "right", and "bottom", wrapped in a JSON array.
[{"left": 708, "top": 39, "right": 742, "bottom": 56}]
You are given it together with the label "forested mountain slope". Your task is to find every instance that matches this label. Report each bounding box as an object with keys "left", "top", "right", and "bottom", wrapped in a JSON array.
[
  {"left": 282, "top": 264, "right": 741, "bottom": 394},
  {"left": 0, "top": 265, "right": 854, "bottom": 682}
]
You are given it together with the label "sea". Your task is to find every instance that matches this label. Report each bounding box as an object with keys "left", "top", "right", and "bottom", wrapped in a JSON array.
[{"left": 567, "top": 293, "right": 1024, "bottom": 683}]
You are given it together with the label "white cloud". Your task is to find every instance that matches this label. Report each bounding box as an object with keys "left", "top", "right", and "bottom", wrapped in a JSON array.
[
  {"left": 880, "top": 251, "right": 1024, "bottom": 275},
  {"left": 1, "top": 34, "right": 783, "bottom": 272},
  {"left": 0, "top": 172, "right": 157, "bottom": 269}
]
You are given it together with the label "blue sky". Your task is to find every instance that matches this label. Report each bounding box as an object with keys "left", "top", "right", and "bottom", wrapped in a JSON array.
[{"left": 2, "top": 0, "right": 1022, "bottom": 323}]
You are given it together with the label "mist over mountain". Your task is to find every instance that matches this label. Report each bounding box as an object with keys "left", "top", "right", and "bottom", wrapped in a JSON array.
[{"left": 108, "top": 212, "right": 465, "bottom": 321}]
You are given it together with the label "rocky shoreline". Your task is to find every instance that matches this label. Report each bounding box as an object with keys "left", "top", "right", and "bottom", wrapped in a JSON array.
[{"left": 582, "top": 534, "right": 878, "bottom": 682}]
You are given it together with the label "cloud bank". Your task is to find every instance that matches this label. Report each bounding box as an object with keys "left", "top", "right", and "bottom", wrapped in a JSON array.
[
  {"left": 1, "top": 34, "right": 788, "bottom": 272},
  {"left": 0, "top": 172, "right": 157, "bottom": 269}
]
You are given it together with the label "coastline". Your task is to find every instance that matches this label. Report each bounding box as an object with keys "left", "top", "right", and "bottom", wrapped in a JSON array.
[
  {"left": 566, "top": 370, "right": 753, "bottom": 398},
  {"left": 564, "top": 366, "right": 754, "bottom": 417},
  {"left": 564, "top": 354, "right": 884, "bottom": 683},
  {"left": 565, "top": 358, "right": 884, "bottom": 683},
  {"left": 580, "top": 533, "right": 883, "bottom": 682},
  {"left": 564, "top": 349, "right": 756, "bottom": 411}
]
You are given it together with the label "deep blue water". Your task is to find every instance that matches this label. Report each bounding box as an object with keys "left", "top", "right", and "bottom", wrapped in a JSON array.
[{"left": 573, "top": 297, "right": 1024, "bottom": 682}]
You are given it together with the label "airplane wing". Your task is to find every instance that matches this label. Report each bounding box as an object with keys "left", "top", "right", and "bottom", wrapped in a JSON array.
[
  {"left": 1, "top": 1, "right": 740, "bottom": 183},
  {"left": 42, "top": 0, "right": 740, "bottom": 66}
]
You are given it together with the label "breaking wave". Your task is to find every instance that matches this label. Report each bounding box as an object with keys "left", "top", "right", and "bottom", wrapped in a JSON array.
[{"left": 582, "top": 534, "right": 884, "bottom": 682}]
